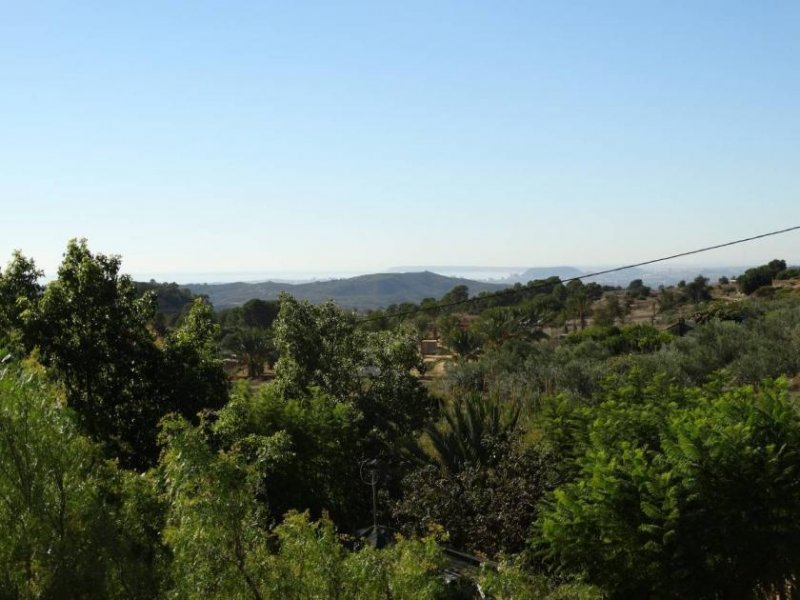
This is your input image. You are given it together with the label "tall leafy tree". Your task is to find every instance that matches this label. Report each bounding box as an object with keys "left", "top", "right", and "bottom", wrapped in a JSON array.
[
  {"left": 241, "top": 298, "right": 280, "bottom": 329},
  {"left": 566, "top": 282, "right": 592, "bottom": 330},
  {"left": 26, "top": 240, "right": 227, "bottom": 469},
  {"left": 160, "top": 297, "right": 229, "bottom": 420},
  {"left": 27, "top": 239, "right": 162, "bottom": 467},
  {"left": 234, "top": 326, "right": 274, "bottom": 377},
  {"left": 273, "top": 294, "right": 433, "bottom": 453},
  {"left": 0, "top": 250, "right": 43, "bottom": 347}
]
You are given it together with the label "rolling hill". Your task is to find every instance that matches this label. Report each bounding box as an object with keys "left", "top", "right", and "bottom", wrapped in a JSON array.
[{"left": 187, "top": 271, "right": 508, "bottom": 310}]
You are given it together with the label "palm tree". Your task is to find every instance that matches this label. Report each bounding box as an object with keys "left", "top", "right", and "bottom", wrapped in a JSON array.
[
  {"left": 235, "top": 327, "right": 273, "bottom": 377},
  {"left": 420, "top": 394, "right": 521, "bottom": 475},
  {"left": 476, "top": 308, "right": 517, "bottom": 347},
  {"left": 566, "top": 289, "right": 591, "bottom": 330},
  {"left": 445, "top": 329, "right": 483, "bottom": 361}
]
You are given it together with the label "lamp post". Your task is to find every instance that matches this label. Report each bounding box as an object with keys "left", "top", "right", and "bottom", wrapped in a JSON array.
[{"left": 360, "top": 459, "right": 383, "bottom": 534}]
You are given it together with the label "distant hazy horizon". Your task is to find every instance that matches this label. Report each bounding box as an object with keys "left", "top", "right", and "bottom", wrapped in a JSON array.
[{"left": 125, "top": 261, "right": 788, "bottom": 286}]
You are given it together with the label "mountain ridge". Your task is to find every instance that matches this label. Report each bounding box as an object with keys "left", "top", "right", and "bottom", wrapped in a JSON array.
[{"left": 186, "top": 271, "right": 508, "bottom": 310}]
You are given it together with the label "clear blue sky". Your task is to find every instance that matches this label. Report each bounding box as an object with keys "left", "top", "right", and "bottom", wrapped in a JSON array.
[{"left": 1, "top": 1, "right": 798, "bottom": 279}]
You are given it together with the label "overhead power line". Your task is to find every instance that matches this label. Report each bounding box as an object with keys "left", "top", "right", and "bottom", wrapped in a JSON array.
[{"left": 357, "top": 225, "right": 800, "bottom": 324}]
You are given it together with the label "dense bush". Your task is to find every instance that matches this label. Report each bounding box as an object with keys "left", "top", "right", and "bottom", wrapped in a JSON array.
[
  {"left": 0, "top": 364, "right": 166, "bottom": 598},
  {"left": 738, "top": 259, "right": 786, "bottom": 294},
  {"left": 537, "top": 375, "right": 800, "bottom": 598}
]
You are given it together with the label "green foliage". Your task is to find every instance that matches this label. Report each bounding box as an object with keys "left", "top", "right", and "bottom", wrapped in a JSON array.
[
  {"left": 23, "top": 240, "right": 227, "bottom": 469},
  {"left": 159, "top": 413, "right": 276, "bottom": 599},
  {"left": 0, "top": 362, "right": 166, "bottom": 598},
  {"left": 444, "top": 327, "right": 483, "bottom": 360},
  {"left": 739, "top": 259, "right": 786, "bottom": 295},
  {"left": 26, "top": 239, "right": 164, "bottom": 467},
  {"left": 473, "top": 306, "right": 547, "bottom": 349},
  {"left": 396, "top": 395, "right": 555, "bottom": 556},
  {"left": 565, "top": 323, "right": 671, "bottom": 355},
  {"left": 440, "top": 284, "right": 469, "bottom": 306},
  {"left": 160, "top": 297, "right": 229, "bottom": 421},
  {"left": 591, "top": 294, "right": 627, "bottom": 326},
  {"left": 214, "top": 383, "right": 365, "bottom": 527},
  {"left": 654, "top": 276, "right": 712, "bottom": 313},
  {"left": 646, "top": 306, "right": 800, "bottom": 386},
  {"left": 537, "top": 375, "right": 800, "bottom": 598},
  {"left": 684, "top": 274, "right": 712, "bottom": 303},
  {"left": 420, "top": 394, "right": 520, "bottom": 475},
  {"left": 160, "top": 414, "right": 448, "bottom": 599},
  {"left": 241, "top": 298, "right": 280, "bottom": 329},
  {"left": 625, "top": 278, "right": 650, "bottom": 300},
  {"left": 274, "top": 295, "right": 361, "bottom": 398},
  {"left": 479, "top": 560, "right": 603, "bottom": 600},
  {"left": 134, "top": 280, "right": 196, "bottom": 329},
  {"left": 656, "top": 285, "right": 683, "bottom": 312},
  {"left": 565, "top": 282, "right": 592, "bottom": 329},
  {"left": 7, "top": 239, "right": 800, "bottom": 598},
  {"left": 269, "top": 513, "right": 446, "bottom": 600},
  {"left": 776, "top": 266, "right": 800, "bottom": 280},
  {"left": 397, "top": 446, "right": 554, "bottom": 557},
  {"left": 233, "top": 326, "right": 275, "bottom": 377},
  {"left": 0, "top": 251, "right": 42, "bottom": 343},
  {"left": 475, "top": 307, "right": 516, "bottom": 346},
  {"left": 274, "top": 295, "right": 433, "bottom": 455}
]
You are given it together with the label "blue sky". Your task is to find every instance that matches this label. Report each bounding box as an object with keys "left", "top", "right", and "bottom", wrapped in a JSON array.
[{"left": 1, "top": 1, "right": 798, "bottom": 279}]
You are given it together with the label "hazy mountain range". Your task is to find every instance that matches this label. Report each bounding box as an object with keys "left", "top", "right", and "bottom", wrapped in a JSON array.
[
  {"left": 185, "top": 265, "right": 754, "bottom": 310},
  {"left": 187, "top": 271, "right": 506, "bottom": 310},
  {"left": 386, "top": 265, "right": 747, "bottom": 286}
]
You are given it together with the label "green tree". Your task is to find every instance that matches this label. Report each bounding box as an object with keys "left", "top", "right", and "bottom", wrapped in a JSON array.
[
  {"left": 440, "top": 284, "right": 469, "bottom": 306},
  {"left": 566, "top": 282, "right": 592, "bottom": 330},
  {"left": 241, "top": 298, "right": 280, "bottom": 329},
  {"left": 273, "top": 295, "right": 361, "bottom": 399},
  {"left": 0, "top": 250, "right": 43, "bottom": 347},
  {"left": 160, "top": 413, "right": 447, "bottom": 599},
  {"left": 159, "top": 297, "right": 229, "bottom": 421},
  {"left": 159, "top": 413, "right": 278, "bottom": 599},
  {"left": 444, "top": 328, "right": 483, "bottom": 360},
  {"left": 625, "top": 278, "right": 651, "bottom": 300},
  {"left": 685, "top": 274, "right": 712, "bottom": 302},
  {"left": 592, "top": 294, "right": 626, "bottom": 326},
  {"left": 272, "top": 294, "right": 434, "bottom": 517},
  {"left": 739, "top": 259, "right": 787, "bottom": 295},
  {"left": 537, "top": 376, "right": 800, "bottom": 598},
  {"left": 395, "top": 395, "right": 550, "bottom": 556},
  {"left": 273, "top": 295, "right": 433, "bottom": 452},
  {"left": 418, "top": 394, "right": 520, "bottom": 475},
  {"left": 214, "top": 383, "right": 364, "bottom": 527},
  {"left": 26, "top": 240, "right": 227, "bottom": 469},
  {"left": 480, "top": 308, "right": 514, "bottom": 344},
  {"left": 26, "top": 239, "right": 163, "bottom": 468},
  {"left": 235, "top": 326, "right": 275, "bottom": 377},
  {"left": 0, "top": 362, "right": 165, "bottom": 598}
]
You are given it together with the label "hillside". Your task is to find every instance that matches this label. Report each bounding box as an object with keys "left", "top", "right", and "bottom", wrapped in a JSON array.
[{"left": 187, "top": 271, "right": 508, "bottom": 310}]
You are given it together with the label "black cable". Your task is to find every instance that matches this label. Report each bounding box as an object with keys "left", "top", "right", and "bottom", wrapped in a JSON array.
[{"left": 357, "top": 225, "right": 800, "bottom": 324}]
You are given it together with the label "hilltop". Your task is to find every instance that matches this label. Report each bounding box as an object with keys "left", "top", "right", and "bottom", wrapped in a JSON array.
[{"left": 186, "top": 271, "right": 507, "bottom": 310}]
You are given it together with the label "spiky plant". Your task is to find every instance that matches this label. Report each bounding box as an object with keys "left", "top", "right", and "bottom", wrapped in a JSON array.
[{"left": 422, "top": 394, "right": 520, "bottom": 475}]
